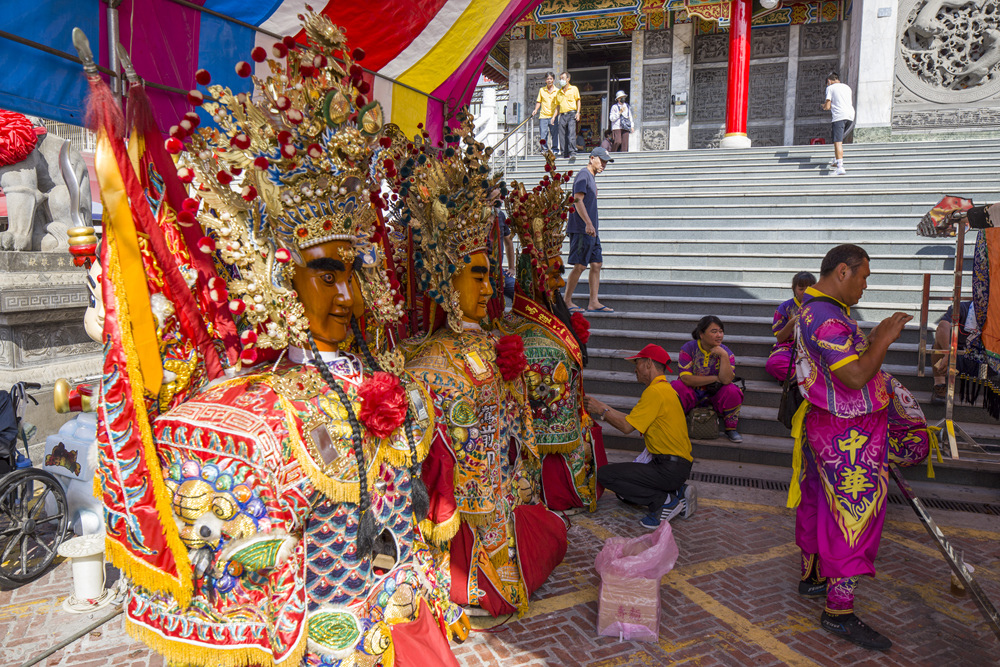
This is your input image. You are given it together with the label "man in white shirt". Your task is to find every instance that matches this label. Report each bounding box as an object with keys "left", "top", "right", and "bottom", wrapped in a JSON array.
[{"left": 822, "top": 72, "right": 855, "bottom": 176}]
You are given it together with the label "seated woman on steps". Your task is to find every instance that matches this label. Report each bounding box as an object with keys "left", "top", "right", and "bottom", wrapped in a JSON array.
[
  {"left": 671, "top": 316, "right": 745, "bottom": 443},
  {"left": 765, "top": 271, "right": 817, "bottom": 383}
]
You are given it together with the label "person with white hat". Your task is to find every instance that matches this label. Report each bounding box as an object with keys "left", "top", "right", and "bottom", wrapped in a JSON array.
[{"left": 609, "top": 90, "right": 633, "bottom": 152}]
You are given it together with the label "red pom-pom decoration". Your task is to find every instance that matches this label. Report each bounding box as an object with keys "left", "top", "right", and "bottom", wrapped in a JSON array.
[
  {"left": 281, "top": 144, "right": 297, "bottom": 158},
  {"left": 184, "top": 111, "right": 201, "bottom": 127},
  {"left": 313, "top": 54, "right": 328, "bottom": 68},
  {"left": 357, "top": 372, "right": 408, "bottom": 439},
  {"left": 282, "top": 36, "right": 296, "bottom": 49},
  {"left": 241, "top": 185, "right": 258, "bottom": 201},
  {"left": 231, "top": 166, "right": 243, "bottom": 176},
  {"left": 207, "top": 277, "right": 228, "bottom": 304},
  {"left": 379, "top": 136, "right": 393, "bottom": 148},
  {"left": 176, "top": 210, "right": 196, "bottom": 227},
  {"left": 216, "top": 170, "right": 233, "bottom": 184},
  {"left": 186, "top": 90, "right": 205, "bottom": 106},
  {"left": 299, "top": 65, "right": 314, "bottom": 78},
  {"left": 352, "top": 47, "right": 366, "bottom": 62},
  {"left": 240, "top": 329, "right": 258, "bottom": 346},
  {"left": 275, "top": 96, "right": 291, "bottom": 111},
  {"left": 272, "top": 42, "right": 288, "bottom": 58},
  {"left": 197, "top": 237, "right": 216, "bottom": 254},
  {"left": 177, "top": 167, "right": 194, "bottom": 183},
  {"left": 277, "top": 130, "right": 293, "bottom": 145},
  {"left": 307, "top": 143, "right": 323, "bottom": 158},
  {"left": 195, "top": 69, "right": 211, "bottom": 85},
  {"left": 253, "top": 156, "right": 270, "bottom": 170},
  {"left": 495, "top": 334, "right": 528, "bottom": 381},
  {"left": 169, "top": 125, "right": 187, "bottom": 140},
  {"left": 240, "top": 348, "right": 258, "bottom": 366},
  {"left": 275, "top": 248, "right": 291, "bottom": 263},
  {"left": 358, "top": 81, "right": 371, "bottom": 95},
  {"left": 230, "top": 133, "right": 251, "bottom": 149},
  {"left": 229, "top": 299, "right": 246, "bottom": 315},
  {"left": 164, "top": 137, "right": 184, "bottom": 154},
  {"left": 182, "top": 198, "right": 200, "bottom": 213},
  {"left": 250, "top": 46, "right": 267, "bottom": 62},
  {"left": 570, "top": 312, "right": 591, "bottom": 344},
  {"left": 286, "top": 108, "right": 304, "bottom": 124},
  {"left": 235, "top": 61, "right": 252, "bottom": 77}
]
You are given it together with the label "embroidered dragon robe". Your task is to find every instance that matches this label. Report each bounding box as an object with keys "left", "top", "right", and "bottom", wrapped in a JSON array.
[
  {"left": 123, "top": 352, "right": 464, "bottom": 666},
  {"left": 404, "top": 326, "right": 567, "bottom": 616}
]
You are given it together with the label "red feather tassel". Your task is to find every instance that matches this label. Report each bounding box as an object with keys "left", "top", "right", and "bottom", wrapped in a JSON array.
[
  {"left": 495, "top": 334, "right": 528, "bottom": 381},
  {"left": 570, "top": 312, "right": 591, "bottom": 344}
]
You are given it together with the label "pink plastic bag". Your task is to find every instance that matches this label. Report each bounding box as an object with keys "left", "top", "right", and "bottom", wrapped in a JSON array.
[{"left": 594, "top": 521, "right": 679, "bottom": 642}]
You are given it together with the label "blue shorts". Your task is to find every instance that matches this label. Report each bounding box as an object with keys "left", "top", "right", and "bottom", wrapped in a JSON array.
[{"left": 568, "top": 232, "right": 602, "bottom": 266}]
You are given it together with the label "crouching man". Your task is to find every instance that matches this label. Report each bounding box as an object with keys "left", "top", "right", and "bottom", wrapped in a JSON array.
[{"left": 584, "top": 344, "right": 696, "bottom": 529}]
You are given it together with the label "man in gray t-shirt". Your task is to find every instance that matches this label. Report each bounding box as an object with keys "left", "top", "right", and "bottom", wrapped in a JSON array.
[
  {"left": 565, "top": 147, "right": 614, "bottom": 313},
  {"left": 822, "top": 72, "right": 855, "bottom": 176}
]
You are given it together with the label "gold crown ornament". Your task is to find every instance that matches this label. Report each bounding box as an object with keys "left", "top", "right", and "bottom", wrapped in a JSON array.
[
  {"left": 391, "top": 112, "right": 501, "bottom": 333},
  {"left": 506, "top": 150, "right": 573, "bottom": 301},
  {"left": 167, "top": 8, "right": 398, "bottom": 358}
]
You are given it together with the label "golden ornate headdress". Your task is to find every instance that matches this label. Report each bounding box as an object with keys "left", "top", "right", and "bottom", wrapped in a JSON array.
[
  {"left": 507, "top": 151, "right": 573, "bottom": 301},
  {"left": 168, "top": 9, "right": 397, "bottom": 358},
  {"left": 390, "top": 112, "right": 501, "bottom": 332}
]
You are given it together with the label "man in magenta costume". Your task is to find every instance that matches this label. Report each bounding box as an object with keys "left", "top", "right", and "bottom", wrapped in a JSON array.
[{"left": 790, "top": 244, "right": 928, "bottom": 651}]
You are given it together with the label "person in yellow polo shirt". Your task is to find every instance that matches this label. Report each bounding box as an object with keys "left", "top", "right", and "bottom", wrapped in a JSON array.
[
  {"left": 531, "top": 72, "right": 560, "bottom": 154},
  {"left": 555, "top": 71, "right": 581, "bottom": 159},
  {"left": 585, "top": 344, "right": 697, "bottom": 529}
]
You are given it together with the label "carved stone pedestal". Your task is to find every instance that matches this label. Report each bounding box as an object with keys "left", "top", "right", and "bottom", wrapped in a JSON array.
[{"left": 0, "top": 252, "right": 101, "bottom": 450}]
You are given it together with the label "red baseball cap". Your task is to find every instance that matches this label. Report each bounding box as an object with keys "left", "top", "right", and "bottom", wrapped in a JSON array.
[{"left": 625, "top": 344, "right": 672, "bottom": 373}]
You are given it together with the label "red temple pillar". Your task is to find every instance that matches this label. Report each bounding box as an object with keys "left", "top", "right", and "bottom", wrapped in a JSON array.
[{"left": 721, "top": 0, "right": 753, "bottom": 148}]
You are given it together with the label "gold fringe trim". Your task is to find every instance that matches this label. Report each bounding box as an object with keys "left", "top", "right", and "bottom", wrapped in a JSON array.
[
  {"left": 487, "top": 545, "right": 509, "bottom": 572},
  {"left": 419, "top": 511, "right": 461, "bottom": 548},
  {"left": 459, "top": 509, "right": 496, "bottom": 527},
  {"left": 125, "top": 615, "right": 308, "bottom": 667},
  {"left": 536, "top": 440, "right": 580, "bottom": 456},
  {"left": 105, "top": 223, "right": 193, "bottom": 608},
  {"left": 381, "top": 442, "right": 412, "bottom": 469}
]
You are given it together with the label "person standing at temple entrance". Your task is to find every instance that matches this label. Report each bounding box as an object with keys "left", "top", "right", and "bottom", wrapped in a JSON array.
[
  {"left": 564, "top": 147, "right": 613, "bottom": 314},
  {"left": 609, "top": 91, "right": 632, "bottom": 152},
  {"left": 555, "top": 72, "right": 581, "bottom": 160},
  {"left": 823, "top": 72, "right": 854, "bottom": 176},
  {"left": 531, "top": 72, "right": 559, "bottom": 155}
]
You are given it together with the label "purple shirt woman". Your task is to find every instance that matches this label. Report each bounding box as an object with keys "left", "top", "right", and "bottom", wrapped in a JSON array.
[
  {"left": 670, "top": 316, "right": 744, "bottom": 442},
  {"left": 766, "top": 272, "right": 816, "bottom": 383}
]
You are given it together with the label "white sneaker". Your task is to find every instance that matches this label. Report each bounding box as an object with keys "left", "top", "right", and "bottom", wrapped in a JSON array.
[
  {"left": 835, "top": 167, "right": 847, "bottom": 175},
  {"left": 827, "top": 159, "right": 838, "bottom": 168}
]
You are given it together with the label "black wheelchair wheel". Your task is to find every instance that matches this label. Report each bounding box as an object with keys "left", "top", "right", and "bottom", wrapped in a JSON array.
[{"left": 0, "top": 469, "right": 69, "bottom": 583}]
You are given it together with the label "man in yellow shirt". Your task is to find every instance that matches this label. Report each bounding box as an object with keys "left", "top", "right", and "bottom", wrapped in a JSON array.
[
  {"left": 585, "top": 344, "right": 697, "bottom": 529},
  {"left": 555, "top": 71, "right": 581, "bottom": 159},
  {"left": 531, "top": 72, "right": 560, "bottom": 154}
]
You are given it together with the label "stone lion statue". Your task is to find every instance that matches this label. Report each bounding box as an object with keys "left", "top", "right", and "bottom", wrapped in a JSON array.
[{"left": 0, "top": 110, "right": 91, "bottom": 252}]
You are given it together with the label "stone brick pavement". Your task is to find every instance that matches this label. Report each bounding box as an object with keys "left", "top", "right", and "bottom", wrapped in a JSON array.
[{"left": 3, "top": 460, "right": 999, "bottom": 666}]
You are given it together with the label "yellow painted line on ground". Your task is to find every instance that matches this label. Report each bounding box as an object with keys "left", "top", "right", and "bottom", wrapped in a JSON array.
[
  {"left": 0, "top": 596, "right": 67, "bottom": 619},
  {"left": 669, "top": 578, "right": 821, "bottom": 667},
  {"left": 573, "top": 514, "right": 618, "bottom": 541},
  {"left": 877, "top": 571, "right": 983, "bottom": 626},
  {"left": 672, "top": 542, "right": 799, "bottom": 580},
  {"left": 702, "top": 497, "right": 792, "bottom": 517},
  {"left": 885, "top": 518, "right": 1000, "bottom": 542},
  {"left": 524, "top": 587, "right": 600, "bottom": 620}
]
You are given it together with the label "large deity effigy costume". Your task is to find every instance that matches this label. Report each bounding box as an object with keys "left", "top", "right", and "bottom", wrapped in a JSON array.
[
  {"left": 503, "top": 151, "right": 606, "bottom": 512},
  {"left": 391, "top": 123, "right": 567, "bottom": 616},
  {"left": 83, "top": 15, "right": 467, "bottom": 667}
]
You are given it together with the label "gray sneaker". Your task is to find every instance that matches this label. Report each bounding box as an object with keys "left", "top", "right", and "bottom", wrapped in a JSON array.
[{"left": 681, "top": 483, "right": 697, "bottom": 519}]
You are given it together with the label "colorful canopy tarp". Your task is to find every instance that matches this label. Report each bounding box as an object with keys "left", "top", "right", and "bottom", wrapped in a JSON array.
[{"left": 0, "top": 0, "right": 540, "bottom": 141}]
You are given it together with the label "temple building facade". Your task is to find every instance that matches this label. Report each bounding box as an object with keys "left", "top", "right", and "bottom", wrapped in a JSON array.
[{"left": 504, "top": 0, "right": 1000, "bottom": 150}]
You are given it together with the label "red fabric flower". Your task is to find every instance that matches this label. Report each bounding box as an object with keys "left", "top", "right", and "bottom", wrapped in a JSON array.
[
  {"left": 357, "top": 372, "right": 408, "bottom": 440},
  {"left": 570, "top": 312, "right": 591, "bottom": 344},
  {"left": 495, "top": 335, "right": 528, "bottom": 381},
  {"left": 0, "top": 111, "right": 39, "bottom": 166}
]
